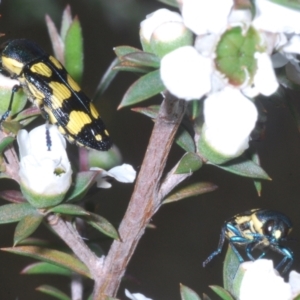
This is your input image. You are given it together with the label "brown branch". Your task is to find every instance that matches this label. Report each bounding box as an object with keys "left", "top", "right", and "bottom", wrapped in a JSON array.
[
  {"left": 46, "top": 214, "right": 102, "bottom": 279},
  {"left": 92, "top": 93, "right": 187, "bottom": 299},
  {"left": 0, "top": 130, "right": 20, "bottom": 183}
]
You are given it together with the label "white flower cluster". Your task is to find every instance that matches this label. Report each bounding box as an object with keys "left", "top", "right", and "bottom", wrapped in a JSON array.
[{"left": 140, "top": 0, "right": 300, "bottom": 161}]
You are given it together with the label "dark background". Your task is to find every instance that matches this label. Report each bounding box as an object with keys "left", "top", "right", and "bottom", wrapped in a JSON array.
[{"left": 0, "top": 0, "right": 300, "bottom": 299}]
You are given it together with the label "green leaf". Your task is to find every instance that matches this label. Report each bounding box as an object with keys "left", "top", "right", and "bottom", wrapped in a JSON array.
[
  {"left": 268, "top": 0, "right": 300, "bottom": 11},
  {"left": 14, "top": 214, "right": 43, "bottom": 246},
  {"left": 1, "top": 120, "right": 22, "bottom": 135},
  {"left": 209, "top": 286, "right": 234, "bottom": 300},
  {"left": 118, "top": 70, "right": 165, "bottom": 108},
  {"left": 294, "top": 295, "right": 300, "bottom": 300},
  {"left": 251, "top": 152, "right": 262, "bottom": 196},
  {"left": 202, "top": 294, "right": 211, "bottom": 300},
  {"left": 114, "top": 63, "right": 154, "bottom": 74},
  {"left": 1, "top": 246, "right": 91, "bottom": 278},
  {"left": 14, "top": 106, "right": 40, "bottom": 122},
  {"left": 94, "top": 58, "right": 119, "bottom": 98},
  {"left": 21, "top": 262, "right": 71, "bottom": 276},
  {"left": 17, "top": 237, "right": 52, "bottom": 247},
  {"left": 211, "top": 156, "right": 271, "bottom": 180},
  {"left": 157, "top": 0, "right": 179, "bottom": 7},
  {"left": 163, "top": 182, "right": 218, "bottom": 204},
  {"left": 175, "top": 126, "right": 195, "bottom": 153},
  {"left": 65, "top": 171, "right": 99, "bottom": 202},
  {"left": 0, "top": 203, "right": 37, "bottom": 224},
  {"left": 36, "top": 285, "right": 71, "bottom": 300},
  {"left": 0, "top": 136, "right": 14, "bottom": 154},
  {"left": 49, "top": 204, "right": 90, "bottom": 216},
  {"left": 64, "top": 17, "right": 83, "bottom": 84},
  {"left": 60, "top": 5, "right": 73, "bottom": 41},
  {"left": 84, "top": 212, "right": 119, "bottom": 240},
  {"left": 114, "top": 45, "right": 142, "bottom": 58},
  {"left": 223, "top": 245, "right": 240, "bottom": 295},
  {"left": 0, "top": 190, "right": 26, "bottom": 203},
  {"left": 131, "top": 105, "right": 160, "bottom": 118},
  {"left": 120, "top": 52, "right": 160, "bottom": 68},
  {"left": 175, "top": 153, "right": 203, "bottom": 174},
  {"left": 180, "top": 284, "right": 201, "bottom": 300}
]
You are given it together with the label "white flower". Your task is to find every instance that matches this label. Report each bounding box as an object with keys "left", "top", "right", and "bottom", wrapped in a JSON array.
[
  {"left": 17, "top": 125, "right": 72, "bottom": 207},
  {"left": 202, "top": 87, "right": 258, "bottom": 157},
  {"left": 253, "top": 0, "right": 300, "bottom": 34},
  {"left": 91, "top": 164, "right": 136, "bottom": 188},
  {"left": 181, "top": 0, "right": 233, "bottom": 35},
  {"left": 160, "top": 46, "right": 212, "bottom": 100},
  {"left": 289, "top": 270, "right": 300, "bottom": 298},
  {"left": 125, "top": 289, "right": 153, "bottom": 300},
  {"left": 239, "top": 260, "right": 292, "bottom": 300}
]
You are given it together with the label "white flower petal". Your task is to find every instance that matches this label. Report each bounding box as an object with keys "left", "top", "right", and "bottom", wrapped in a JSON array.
[
  {"left": 160, "top": 46, "right": 212, "bottom": 100},
  {"left": 140, "top": 8, "right": 183, "bottom": 43},
  {"left": 253, "top": 0, "right": 300, "bottom": 34},
  {"left": 108, "top": 164, "right": 136, "bottom": 183},
  {"left": 182, "top": 0, "right": 233, "bottom": 35},
  {"left": 203, "top": 87, "right": 257, "bottom": 157},
  {"left": 248, "top": 52, "right": 278, "bottom": 97},
  {"left": 283, "top": 35, "right": 300, "bottom": 55},
  {"left": 289, "top": 270, "right": 300, "bottom": 298},
  {"left": 125, "top": 289, "right": 153, "bottom": 300},
  {"left": 239, "top": 260, "right": 292, "bottom": 300}
]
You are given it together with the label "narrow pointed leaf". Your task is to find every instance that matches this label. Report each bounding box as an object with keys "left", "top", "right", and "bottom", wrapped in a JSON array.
[
  {"left": 1, "top": 246, "right": 91, "bottom": 278},
  {"left": 175, "top": 128, "right": 195, "bottom": 153},
  {"left": 114, "top": 46, "right": 142, "bottom": 58},
  {"left": 2, "top": 120, "right": 22, "bottom": 134},
  {"left": 0, "top": 203, "right": 36, "bottom": 224},
  {"left": 114, "top": 63, "right": 153, "bottom": 74},
  {"left": 84, "top": 213, "right": 119, "bottom": 240},
  {"left": 118, "top": 70, "right": 165, "bottom": 108},
  {"left": 251, "top": 152, "right": 262, "bottom": 196},
  {"left": 45, "top": 14, "right": 64, "bottom": 63},
  {"left": 94, "top": 58, "right": 119, "bottom": 98},
  {"left": 202, "top": 294, "right": 211, "bottom": 300},
  {"left": 0, "top": 190, "right": 26, "bottom": 203},
  {"left": 175, "top": 152, "right": 202, "bottom": 174},
  {"left": 22, "top": 262, "right": 71, "bottom": 276},
  {"left": 14, "top": 214, "right": 43, "bottom": 246},
  {"left": 18, "top": 238, "right": 52, "bottom": 247},
  {"left": 157, "top": 0, "right": 179, "bottom": 7},
  {"left": 65, "top": 171, "right": 99, "bottom": 202},
  {"left": 60, "top": 5, "right": 72, "bottom": 41},
  {"left": 180, "top": 284, "right": 201, "bottom": 300},
  {"left": 163, "top": 182, "right": 218, "bottom": 204},
  {"left": 209, "top": 286, "right": 234, "bottom": 300},
  {"left": 49, "top": 204, "right": 89, "bottom": 216},
  {"left": 211, "top": 156, "right": 271, "bottom": 180},
  {"left": 132, "top": 105, "right": 159, "bottom": 118},
  {"left": 65, "top": 17, "right": 83, "bottom": 84},
  {"left": 121, "top": 52, "right": 160, "bottom": 68},
  {"left": 0, "top": 136, "right": 14, "bottom": 154},
  {"left": 36, "top": 285, "right": 71, "bottom": 300},
  {"left": 14, "top": 106, "right": 40, "bottom": 122},
  {"left": 269, "top": 0, "right": 300, "bottom": 11}
]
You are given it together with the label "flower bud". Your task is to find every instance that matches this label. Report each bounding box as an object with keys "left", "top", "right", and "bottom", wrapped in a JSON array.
[{"left": 17, "top": 125, "right": 72, "bottom": 208}]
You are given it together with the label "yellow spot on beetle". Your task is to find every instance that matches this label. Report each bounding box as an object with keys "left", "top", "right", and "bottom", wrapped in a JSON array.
[
  {"left": 49, "top": 81, "right": 72, "bottom": 109},
  {"left": 2, "top": 56, "right": 24, "bottom": 75},
  {"left": 27, "top": 82, "right": 44, "bottom": 103},
  {"left": 95, "top": 134, "right": 102, "bottom": 141},
  {"left": 67, "top": 75, "right": 81, "bottom": 92},
  {"left": 67, "top": 111, "right": 92, "bottom": 135},
  {"left": 89, "top": 103, "right": 99, "bottom": 119},
  {"left": 30, "top": 62, "right": 52, "bottom": 77},
  {"left": 104, "top": 129, "right": 109, "bottom": 136},
  {"left": 49, "top": 56, "right": 63, "bottom": 69}
]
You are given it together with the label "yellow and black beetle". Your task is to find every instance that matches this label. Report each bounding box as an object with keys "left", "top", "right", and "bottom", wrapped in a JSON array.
[
  {"left": 203, "top": 209, "right": 293, "bottom": 274},
  {"left": 0, "top": 38, "right": 111, "bottom": 151}
]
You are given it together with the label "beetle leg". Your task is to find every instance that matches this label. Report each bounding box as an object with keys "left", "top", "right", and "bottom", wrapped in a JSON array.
[
  {"left": 203, "top": 224, "right": 227, "bottom": 267},
  {"left": 0, "top": 84, "right": 22, "bottom": 123},
  {"left": 270, "top": 245, "right": 293, "bottom": 274}
]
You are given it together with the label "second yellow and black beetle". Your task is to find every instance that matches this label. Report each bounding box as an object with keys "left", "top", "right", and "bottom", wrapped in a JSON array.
[
  {"left": 0, "top": 38, "right": 111, "bottom": 151},
  {"left": 203, "top": 208, "right": 293, "bottom": 274}
]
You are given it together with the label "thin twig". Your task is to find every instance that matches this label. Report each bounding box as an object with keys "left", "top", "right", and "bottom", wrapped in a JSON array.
[
  {"left": 92, "top": 93, "right": 187, "bottom": 299},
  {"left": 46, "top": 214, "right": 103, "bottom": 279}
]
